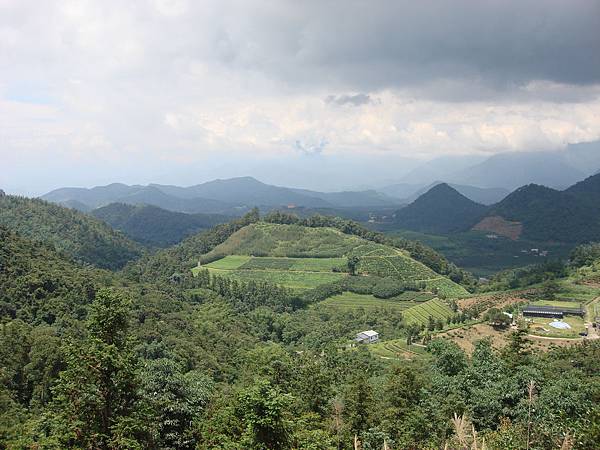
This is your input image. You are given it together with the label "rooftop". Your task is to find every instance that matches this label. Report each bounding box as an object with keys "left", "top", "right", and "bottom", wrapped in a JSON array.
[{"left": 358, "top": 330, "right": 379, "bottom": 337}]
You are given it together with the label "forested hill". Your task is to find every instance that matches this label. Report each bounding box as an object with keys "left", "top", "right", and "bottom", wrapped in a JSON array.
[
  {"left": 0, "top": 226, "right": 113, "bottom": 323},
  {"left": 391, "top": 174, "right": 600, "bottom": 243},
  {"left": 2, "top": 210, "right": 599, "bottom": 448},
  {"left": 479, "top": 182, "right": 600, "bottom": 242},
  {"left": 127, "top": 210, "right": 476, "bottom": 290},
  {"left": 394, "top": 183, "right": 487, "bottom": 234},
  {"left": 0, "top": 195, "right": 143, "bottom": 269},
  {"left": 90, "top": 203, "right": 231, "bottom": 247}
]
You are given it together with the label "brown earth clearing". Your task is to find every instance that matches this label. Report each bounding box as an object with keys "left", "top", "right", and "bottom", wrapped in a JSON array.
[{"left": 472, "top": 215, "right": 523, "bottom": 240}]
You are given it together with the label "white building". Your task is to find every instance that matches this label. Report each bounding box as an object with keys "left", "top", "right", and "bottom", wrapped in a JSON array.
[{"left": 355, "top": 330, "right": 379, "bottom": 344}]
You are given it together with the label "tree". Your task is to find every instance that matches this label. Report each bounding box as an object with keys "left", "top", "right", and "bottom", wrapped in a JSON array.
[
  {"left": 47, "top": 289, "right": 147, "bottom": 449},
  {"left": 141, "top": 358, "right": 213, "bottom": 449},
  {"left": 540, "top": 280, "right": 560, "bottom": 300},
  {"left": 502, "top": 329, "right": 531, "bottom": 367},
  {"left": 237, "top": 379, "right": 293, "bottom": 449},
  {"left": 347, "top": 256, "right": 360, "bottom": 276},
  {"left": 343, "top": 374, "right": 374, "bottom": 437},
  {"left": 484, "top": 308, "right": 511, "bottom": 329},
  {"left": 406, "top": 323, "right": 421, "bottom": 346},
  {"left": 428, "top": 339, "right": 467, "bottom": 376}
]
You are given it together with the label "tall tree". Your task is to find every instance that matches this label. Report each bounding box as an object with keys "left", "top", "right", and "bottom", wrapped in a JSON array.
[
  {"left": 46, "top": 289, "right": 147, "bottom": 449},
  {"left": 236, "top": 379, "right": 293, "bottom": 449}
]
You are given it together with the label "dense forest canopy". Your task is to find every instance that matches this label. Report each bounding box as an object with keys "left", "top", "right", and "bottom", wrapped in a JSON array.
[
  {"left": 0, "top": 195, "right": 143, "bottom": 270},
  {"left": 1, "top": 204, "right": 599, "bottom": 449}
]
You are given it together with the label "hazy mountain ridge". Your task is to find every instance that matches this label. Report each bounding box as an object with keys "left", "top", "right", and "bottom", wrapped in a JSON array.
[
  {"left": 382, "top": 182, "right": 509, "bottom": 205},
  {"left": 42, "top": 176, "right": 401, "bottom": 213},
  {"left": 91, "top": 203, "right": 231, "bottom": 247},
  {"left": 382, "top": 146, "right": 600, "bottom": 193}
]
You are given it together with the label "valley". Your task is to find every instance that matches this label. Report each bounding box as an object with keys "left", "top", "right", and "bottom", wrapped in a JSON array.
[{"left": 2, "top": 190, "right": 599, "bottom": 449}]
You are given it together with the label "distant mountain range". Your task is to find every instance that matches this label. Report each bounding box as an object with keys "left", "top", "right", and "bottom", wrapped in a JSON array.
[
  {"left": 448, "top": 151, "right": 586, "bottom": 191},
  {"left": 381, "top": 143, "right": 600, "bottom": 193},
  {"left": 392, "top": 173, "right": 600, "bottom": 243},
  {"left": 42, "top": 177, "right": 401, "bottom": 213}
]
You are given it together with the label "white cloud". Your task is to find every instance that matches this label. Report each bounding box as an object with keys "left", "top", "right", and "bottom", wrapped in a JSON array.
[{"left": 1, "top": 0, "right": 599, "bottom": 195}]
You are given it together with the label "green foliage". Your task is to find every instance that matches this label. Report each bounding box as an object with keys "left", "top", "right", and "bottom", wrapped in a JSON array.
[
  {"left": 482, "top": 260, "right": 568, "bottom": 292},
  {"left": 140, "top": 358, "right": 213, "bottom": 449},
  {"left": 44, "top": 289, "right": 147, "bottom": 448},
  {"left": 483, "top": 308, "right": 511, "bottom": 328},
  {"left": 2, "top": 208, "right": 600, "bottom": 449},
  {"left": 570, "top": 242, "right": 600, "bottom": 267},
  {"left": 0, "top": 226, "right": 112, "bottom": 325},
  {"left": 126, "top": 209, "right": 261, "bottom": 282},
  {"left": 236, "top": 379, "right": 293, "bottom": 449},
  {"left": 0, "top": 195, "right": 143, "bottom": 269}
]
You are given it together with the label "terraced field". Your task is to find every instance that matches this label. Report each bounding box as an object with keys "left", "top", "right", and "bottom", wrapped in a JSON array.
[
  {"left": 195, "top": 223, "right": 468, "bottom": 297},
  {"left": 319, "top": 292, "right": 415, "bottom": 312},
  {"left": 201, "top": 255, "right": 348, "bottom": 290},
  {"left": 425, "top": 277, "right": 470, "bottom": 297},
  {"left": 402, "top": 298, "right": 454, "bottom": 325}
]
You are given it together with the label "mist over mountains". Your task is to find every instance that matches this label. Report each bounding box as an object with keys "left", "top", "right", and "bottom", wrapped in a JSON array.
[{"left": 42, "top": 177, "right": 402, "bottom": 214}]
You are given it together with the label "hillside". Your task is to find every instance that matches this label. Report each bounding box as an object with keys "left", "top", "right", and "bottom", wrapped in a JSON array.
[
  {"left": 394, "top": 184, "right": 487, "bottom": 234},
  {"left": 0, "top": 226, "right": 112, "bottom": 323},
  {"left": 474, "top": 184, "right": 600, "bottom": 242},
  {"left": 0, "top": 195, "right": 143, "bottom": 269},
  {"left": 91, "top": 203, "right": 230, "bottom": 246},
  {"left": 198, "top": 222, "right": 468, "bottom": 297},
  {"left": 564, "top": 172, "right": 600, "bottom": 208}
]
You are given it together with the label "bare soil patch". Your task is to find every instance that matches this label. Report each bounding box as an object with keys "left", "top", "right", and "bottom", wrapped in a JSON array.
[
  {"left": 457, "top": 291, "right": 531, "bottom": 311},
  {"left": 439, "top": 323, "right": 579, "bottom": 354},
  {"left": 472, "top": 215, "right": 523, "bottom": 240}
]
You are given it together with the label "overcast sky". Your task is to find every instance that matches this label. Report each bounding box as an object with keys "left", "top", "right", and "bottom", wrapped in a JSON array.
[{"left": 1, "top": 0, "right": 600, "bottom": 195}]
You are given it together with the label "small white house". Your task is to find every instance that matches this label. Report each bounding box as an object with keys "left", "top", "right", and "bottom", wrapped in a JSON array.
[{"left": 355, "top": 330, "right": 379, "bottom": 344}]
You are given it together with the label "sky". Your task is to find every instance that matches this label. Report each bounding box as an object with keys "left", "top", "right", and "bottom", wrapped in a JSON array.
[{"left": 1, "top": 0, "right": 600, "bottom": 195}]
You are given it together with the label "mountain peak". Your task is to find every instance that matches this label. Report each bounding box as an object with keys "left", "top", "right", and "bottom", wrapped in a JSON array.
[
  {"left": 416, "top": 182, "right": 479, "bottom": 204},
  {"left": 394, "top": 183, "right": 487, "bottom": 234}
]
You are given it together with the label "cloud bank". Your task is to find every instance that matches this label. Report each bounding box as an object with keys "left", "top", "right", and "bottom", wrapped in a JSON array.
[{"left": 1, "top": 0, "right": 599, "bottom": 194}]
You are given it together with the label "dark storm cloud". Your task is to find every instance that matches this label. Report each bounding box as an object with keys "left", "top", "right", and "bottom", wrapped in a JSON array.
[
  {"left": 217, "top": 0, "right": 600, "bottom": 97},
  {"left": 325, "top": 93, "right": 374, "bottom": 106}
]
